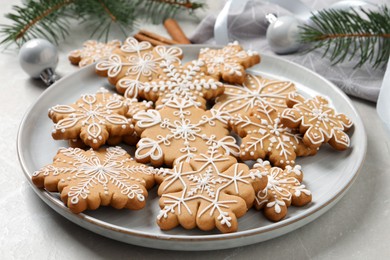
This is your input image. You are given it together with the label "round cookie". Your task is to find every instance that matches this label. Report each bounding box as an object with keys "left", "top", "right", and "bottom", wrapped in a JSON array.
[
  {"left": 199, "top": 41, "right": 260, "bottom": 84},
  {"left": 68, "top": 40, "right": 121, "bottom": 67},
  {"left": 281, "top": 93, "right": 353, "bottom": 150},
  {"left": 32, "top": 146, "right": 156, "bottom": 213}
]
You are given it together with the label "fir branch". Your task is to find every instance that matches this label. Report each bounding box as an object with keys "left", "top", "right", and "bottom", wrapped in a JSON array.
[
  {"left": 1, "top": 0, "right": 73, "bottom": 46},
  {"left": 72, "top": 0, "right": 138, "bottom": 41},
  {"left": 299, "top": 6, "right": 390, "bottom": 68},
  {"left": 136, "top": 0, "right": 204, "bottom": 24},
  {"left": 0, "top": 0, "right": 204, "bottom": 46}
]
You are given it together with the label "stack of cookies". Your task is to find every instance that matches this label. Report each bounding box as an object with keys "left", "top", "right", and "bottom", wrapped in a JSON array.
[{"left": 32, "top": 38, "right": 353, "bottom": 233}]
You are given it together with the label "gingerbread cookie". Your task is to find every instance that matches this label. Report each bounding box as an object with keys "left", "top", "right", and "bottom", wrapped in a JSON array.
[
  {"left": 199, "top": 41, "right": 260, "bottom": 84},
  {"left": 69, "top": 40, "right": 121, "bottom": 67},
  {"left": 133, "top": 97, "right": 240, "bottom": 167},
  {"left": 142, "top": 59, "right": 224, "bottom": 110},
  {"left": 230, "top": 102, "right": 316, "bottom": 168},
  {"left": 32, "top": 147, "right": 155, "bottom": 213},
  {"left": 214, "top": 74, "right": 296, "bottom": 116},
  {"left": 96, "top": 37, "right": 183, "bottom": 98},
  {"left": 281, "top": 93, "right": 353, "bottom": 150},
  {"left": 252, "top": 159, "right": 312, "bottom": 222},
  {"left": 155, "top": 146, "right": 267, "bottom": 233},
  {"left": 49, "top": 88, "right": 133, "bottom": 149}
]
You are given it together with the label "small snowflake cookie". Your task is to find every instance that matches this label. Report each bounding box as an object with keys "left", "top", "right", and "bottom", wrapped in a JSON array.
[
  {"left": 32, "top": 147, "right": 155, "bottom": 213},
  {"left": 155, "top": 146, "right": 267, "bottom": 233},
  {"left": 68, "top": 40, "right": 121, "bottom": 67},
  {"left": 96, "top": 37, "right": 183, "bottom": 99},
  {"left": 133, "top": 97, "right": 240, "bottom": 167},
  {"left": 199, "top": 41, "right": 260, "bottom": 84},
  {"left": 142, "top": 59, "right": 224, "bottom": 110},
  {"left": 49, "top": 88, "right": 133, "bottom": 149},
  {"left": 230, "top": 102, "right": 316, "bottom": 168},
  {"left": 281, "top": 93, "right": 353, "bottom": 150},
  {"left": 213, "top": 74, "right": 296, "bottom": 116},
  {"left": 252, "top": 159, "right": 312, "bottom": 222}
]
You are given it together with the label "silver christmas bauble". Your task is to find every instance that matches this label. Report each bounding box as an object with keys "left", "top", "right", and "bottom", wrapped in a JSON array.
[
  {"left": 266, "top": 16, "right": 302, "bottom": 54},
  {"left": 19, "top": 39, "right": 59, "bottom": 84}
]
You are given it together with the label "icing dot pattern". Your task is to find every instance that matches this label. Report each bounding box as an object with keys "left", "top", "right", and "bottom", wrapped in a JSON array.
[
  {"left": 252, "top": 159, "right": 312, "bottom": 222},
  {"left": 230, "top": 102, "right": 316, "bottom": 168},
  {"left": 281, "top": 93, "right": 353, "bottom": 150}
]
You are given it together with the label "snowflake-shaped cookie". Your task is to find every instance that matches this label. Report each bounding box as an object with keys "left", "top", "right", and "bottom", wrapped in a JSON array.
[
  {"left": 133, "top": 98, "right": 240, "bottom": 167},
  {"left": 281, "top": 93, "right": 353, "bottom": 150},
  {"left": 142, "top": 59, "right": 224, "bottom": 110},
  {"left": 155, "top": 146, "right": 267, "bottom": 233},
  {"left": 68, "top": 40, "right": 121, "bottom": 67},
  {"left": 213, "top": 74, "right": 296, "bottom": 116},
  {"left": 252, "top": 159, "right": 312, "bottom": 222},
  {"left": 230, "top": 102, "right": 316, "bottom": 168},
  {"left": 96, "top": 37, "right": 183, "bottom": 99},
  {"left": 32, "top": 147, "right": 155, "bottom": 213},
  {"left": 49, "top": 88, "right": 133, "bottom": 149},
  {"left": 199, "top": 41, "right": 260, "bottom": 84}
]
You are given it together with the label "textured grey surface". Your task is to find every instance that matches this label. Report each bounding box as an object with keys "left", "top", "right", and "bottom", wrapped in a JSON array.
[{"left": 1, "top": 0, "right": 389, "bottom": 259}]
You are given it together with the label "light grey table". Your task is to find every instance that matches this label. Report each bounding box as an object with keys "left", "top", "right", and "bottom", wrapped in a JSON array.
[{"left": 1, "top": 1, "right": 389, "bottom": 259}]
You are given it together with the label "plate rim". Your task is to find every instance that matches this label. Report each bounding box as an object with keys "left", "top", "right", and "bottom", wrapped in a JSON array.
[{"left": 17, "top": 45, "right": 367, "bottom": 245}]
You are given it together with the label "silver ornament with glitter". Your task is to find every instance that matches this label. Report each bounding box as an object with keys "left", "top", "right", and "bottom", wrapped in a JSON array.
[
  {"left": 19, "top": 38, "right": 59, "bottom": 85},
  {"left": 266, "top": 14, "right": 303, "bottom": 54}
]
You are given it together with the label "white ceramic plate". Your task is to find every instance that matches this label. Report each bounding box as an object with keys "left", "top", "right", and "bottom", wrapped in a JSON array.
[{"left": 17, "top": 45, "right": 366, "bottom": 251}]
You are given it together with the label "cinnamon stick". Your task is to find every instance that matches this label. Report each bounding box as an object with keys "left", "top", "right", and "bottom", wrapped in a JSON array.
[
  {"left": 134, "top": 33, "right": 168, "bottom": 46},
  {"left": 164, "top": 18, "right": 191, "bottom": 44},
  {"left": 140, "top": 30, "right": 180, "bottom": 45}
]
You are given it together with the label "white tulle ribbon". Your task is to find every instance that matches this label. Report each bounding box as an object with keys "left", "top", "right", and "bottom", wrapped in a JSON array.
[{"left": 214, "top": 0, "right": 390, "bottom": 130}]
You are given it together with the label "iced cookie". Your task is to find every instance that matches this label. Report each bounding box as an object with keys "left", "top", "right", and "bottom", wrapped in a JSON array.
[
  {"left": 281, "top": 93, "right": 353, "bottom": 150},
  {"left": 49, "top": 88, "right": 133, "bottom": 149},
  {"left": 155, "top": 146, "right": 267, "bottom": 233},
  {"left": 142, "top": 59, "right": 224, "bottom": 110},
  {"left": 133, "top": 97, "right": 240, "bottom": 167},
  {"left": 32, "top": 147, "right": 155, "bottom": 213},
  {"left": 68, "top": 40, "right": 121, "bottom": 67},
  {"left": 199, "top": 41, "right": 260, "bottom": 84},
  {"left": 230, "top": 102, "right": 316, "bottom": 168},
  {"left": 253, "top": 159, "right": 312, "bottom": 222},
  {"left": 96, "top": 37, "right": 183, "bottom": 99},
  {"left": 214, "top": 74, "right": 296, "bottom": 116}
]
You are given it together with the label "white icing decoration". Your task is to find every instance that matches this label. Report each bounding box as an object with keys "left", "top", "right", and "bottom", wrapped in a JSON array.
[
  {"left": 281, "top": 94, "right": 352, "bottom": 148},
  {"left": 96, "top": 37, "right": 182, "bottom": 99},
  {"left": 199, "top": 43, "right": 258, "bottom": 80},
  {"left": 143, "top": 59, "right": 223, "bottom": 109},
  {"left": 231, "top": 102, "right": 309, "bottom": 166},
  {"left": 253, "top": 162, "right": 311, "bottom": 218},
  {"left": 214, "top": 74, "right": 296, "bottom": 116},
  {"left": 33, "top": 147, "right": 155, "bottom": 206},
  {"left": 49, "top": 88, "right": 130, "bottom": 145},
  {"left": 133, "top": 104, "right": 240, "bottom": 165},
  {"left": 156, "top": 146, "right": 264, "bottom": 230}
]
